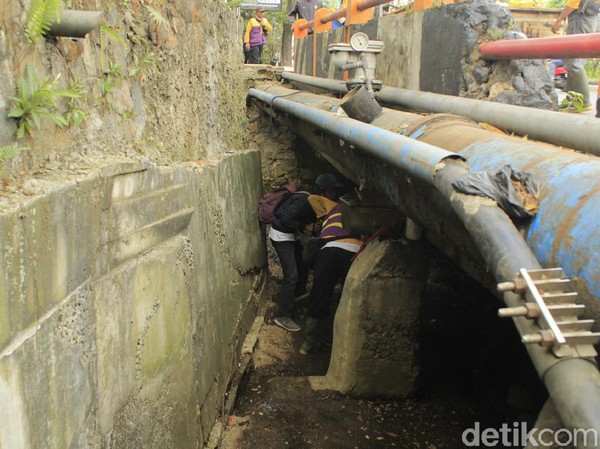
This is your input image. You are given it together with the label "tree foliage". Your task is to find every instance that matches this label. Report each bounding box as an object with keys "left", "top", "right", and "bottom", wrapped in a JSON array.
[{"left": 544, "top": 0, "right": 567, "bottom": 8}]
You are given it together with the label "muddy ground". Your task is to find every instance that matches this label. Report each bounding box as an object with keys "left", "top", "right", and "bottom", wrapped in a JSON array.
[{"left": 221, "top": 245, "right": 547, "bottom": 449}]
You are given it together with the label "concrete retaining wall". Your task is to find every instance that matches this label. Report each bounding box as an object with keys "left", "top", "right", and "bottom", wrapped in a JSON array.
[{"left": 0, "top": 151, "right": 266, "bottom": 449}]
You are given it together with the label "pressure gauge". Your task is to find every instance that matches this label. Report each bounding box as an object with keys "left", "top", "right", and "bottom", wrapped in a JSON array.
[{"left": 350, "top": 32, "right": 369, "bottom": 51}]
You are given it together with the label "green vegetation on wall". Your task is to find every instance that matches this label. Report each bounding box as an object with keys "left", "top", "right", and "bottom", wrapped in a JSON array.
[
  {"left": 586, "top": 59, "right": 600, "bottom": 81},
  {"left": 9, "top": 66, "right": 86, "bottom": 139},
  {"left": 544, "top": 0, "right": 567, "bottom": 8},
  {"left": 0, "top": 145, "right": 29, "bottom": 177},
  {"left": 25, "top": 0, "right": 63, "bottom": 42}
]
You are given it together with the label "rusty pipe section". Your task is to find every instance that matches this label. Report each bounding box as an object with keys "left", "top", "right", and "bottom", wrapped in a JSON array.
[
  {"left": 480, "top": 32, "right": 600, "bottom": 60},
  {"left": 248, "top": 85, "right": 600, "bottom": 442},
  {"left": 300, "top": 0, "right": 390, "bottom": 30},
  {"left": 280, "top": 72, "right": 600, "bottom": 157},
  {"left": 248, "top": 88, "right": 462, "bottom": 185}
]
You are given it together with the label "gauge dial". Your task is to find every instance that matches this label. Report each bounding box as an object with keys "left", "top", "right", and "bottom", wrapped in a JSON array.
[{"left": 350, "top": 32, "right": 369, "bottom": 51}]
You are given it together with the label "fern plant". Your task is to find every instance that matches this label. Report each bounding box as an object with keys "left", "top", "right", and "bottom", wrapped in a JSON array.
[
  {"left": 8, "top": 66, "right": 83, "bottom": 139},
  {"left": 65, "top": 79, "right": 89, "bottom": 127},
  {"left": 0, "top": 145, "right": 29, "bottom": 177},
  {"left": 129, "top": 49, "right": 158, "bottom": 82},
  {"left": 25, "top": 0, "right": 63, "bottom": 43},
  {"left": 99, "top": 24, "right": 127, "bottom": 71},
  {"left": 100, "top": 60, "right": 124, "bottom": 98},
  {"left": 145, "top": 5, "right": 169, "bottom": 29}
]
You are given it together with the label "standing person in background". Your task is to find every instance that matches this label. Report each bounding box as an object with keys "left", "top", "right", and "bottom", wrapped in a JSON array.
[
  {"left": 551, "top": 0, "right": 599, "bottom": 112},
  {"left": 244, "top": 8, "right": 272, "bottom": 64},
  {"left": 289, "top": 0, "right": 324, "bottom": 34}
]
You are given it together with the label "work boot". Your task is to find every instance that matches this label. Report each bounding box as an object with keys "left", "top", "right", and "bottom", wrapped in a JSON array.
[
  {"left": 299, "top": 318, "right": 321, "bottom": 355},
  {"left": 561, "top": 69, "right": 591, "bottom": 111}
]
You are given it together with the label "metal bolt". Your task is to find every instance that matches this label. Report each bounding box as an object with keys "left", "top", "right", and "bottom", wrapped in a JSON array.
[
  {"left": 497, "top": 281, "right": 515, "bottom": 293},
  {"left": 498, "top": 306, "right": 528, "bottom": 317},
  {"left": 499, "top": 303, "right": 540, "bottom": 318},
  {"left": 522, "top": 330, "right": 554, "bottom": 347},
  {"left": 496, "top": 278, "right": 527, "bottom": 294}
]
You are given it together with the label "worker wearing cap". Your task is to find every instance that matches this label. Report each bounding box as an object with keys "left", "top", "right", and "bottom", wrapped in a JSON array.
[
  {"left": 244, "top": 8, "right": 272, "bottom": 64},
  {"left": 551, "top": 0, "right": 599, "bottom": 112},
  {"left": 299, "top": 174, "right": 361, "bottom": 355},
  {"left": 289, "top": 0, "right": 324, "bottom": 34}
]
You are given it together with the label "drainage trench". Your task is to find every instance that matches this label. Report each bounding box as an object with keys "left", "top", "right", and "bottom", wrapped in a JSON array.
[{"left": 220, "top": 248, "right": 545, "bottom": 449}]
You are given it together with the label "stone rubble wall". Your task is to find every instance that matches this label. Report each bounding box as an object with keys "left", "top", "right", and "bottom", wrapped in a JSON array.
[{"left": 0, "top": 0, "right": 247, "bottom": 176}]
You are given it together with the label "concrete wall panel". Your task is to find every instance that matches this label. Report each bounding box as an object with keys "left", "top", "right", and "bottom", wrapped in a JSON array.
[
  {"left": 377, "top": 14, "right": 424, "bottom": 90},
  {"left": 0, "top": 284, "right": 95, "bottom": 449},
  {"left": 420, "top": 9, "right": 465, "bottom": 95},
  {"left": 0, "top": 151, "right": 265, "bottom": 449}
]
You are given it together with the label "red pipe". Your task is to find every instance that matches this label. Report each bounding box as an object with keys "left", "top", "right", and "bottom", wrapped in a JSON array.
[{"left": 480, "top": 33, "right": 600, "bottom": 60}]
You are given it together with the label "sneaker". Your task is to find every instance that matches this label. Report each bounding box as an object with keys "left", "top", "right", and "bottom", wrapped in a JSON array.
[{"left": 273, "top": 316, "right": 301, "bottom": 332}]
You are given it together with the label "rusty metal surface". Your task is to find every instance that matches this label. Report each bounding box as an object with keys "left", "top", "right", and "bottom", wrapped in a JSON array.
[
  {"left": 459, "top": 140, "right": 600, "bottom": 301},
  {"left": 253, "top": 86, "right": 462, "bottom": 185}
]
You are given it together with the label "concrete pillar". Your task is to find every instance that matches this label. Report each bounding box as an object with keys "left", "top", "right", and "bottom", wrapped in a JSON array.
[{"left": 325, "top": 238, "right": 429, "bottom": 397}]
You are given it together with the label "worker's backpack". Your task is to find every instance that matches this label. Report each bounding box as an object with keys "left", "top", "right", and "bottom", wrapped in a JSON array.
[
  {"left": 258, "top": 183, "right": 298, "bottom": 224},
  {"left": 579, "top": 0, "right": 599, "bottom": 16}
]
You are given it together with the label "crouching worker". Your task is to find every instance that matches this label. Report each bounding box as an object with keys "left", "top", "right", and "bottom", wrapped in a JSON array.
[
  {"left": 300, "top": 194, "right": 361, "bottom": 355},
  {"left": 270, "top": 188, "right": 316, "bottom": 332}
]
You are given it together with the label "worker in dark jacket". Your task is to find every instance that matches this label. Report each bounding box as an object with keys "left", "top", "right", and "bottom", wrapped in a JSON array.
[
  {"left": 269, "top": 190, "right": 316, "bottom": 332},
  {"left": 289, "top": 0, "right": 324, "bottom": 33}
]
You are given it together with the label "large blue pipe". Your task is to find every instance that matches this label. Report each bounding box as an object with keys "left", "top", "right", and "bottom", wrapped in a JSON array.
[{"left": 459, "top": 140, "right": 600, "bottom": 300}]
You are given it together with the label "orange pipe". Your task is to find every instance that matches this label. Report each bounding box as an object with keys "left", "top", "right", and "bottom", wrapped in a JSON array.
[{"left": 298, "top": 0, "right": 390, "bottom": 31}]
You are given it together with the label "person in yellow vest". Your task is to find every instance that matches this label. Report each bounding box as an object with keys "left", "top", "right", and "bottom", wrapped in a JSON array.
[
  {"left": 299, "top": 174, "right": 362, "bottom": 355},
  {"left": 244, "top": 8, "right": 273, "bottom": 64},
  {"left": 551, "top": 0, "right": 600, "bottom": 112}
]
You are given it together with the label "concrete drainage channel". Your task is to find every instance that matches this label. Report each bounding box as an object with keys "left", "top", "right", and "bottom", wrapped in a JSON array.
[
  {"left": 213, "top": 251, "right": 547, "bottom": 449},
  {"left": 246, "top": 83, "right": 600, "bottom": 445}
]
